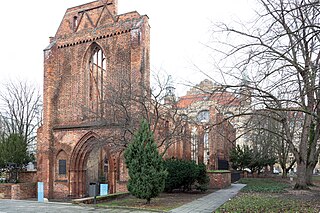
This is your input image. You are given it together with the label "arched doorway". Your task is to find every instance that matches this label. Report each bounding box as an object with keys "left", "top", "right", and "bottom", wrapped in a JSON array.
[{"left": 69, "top": 132, "right": 111, "bottom": 198}]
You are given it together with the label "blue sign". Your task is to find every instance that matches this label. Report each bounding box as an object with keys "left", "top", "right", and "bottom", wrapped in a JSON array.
[
  {"left": 100, "top": 184, "right": 108, "bottom": 196},
  {"left": 38, "top": 182, "right": 44, "bottom": 202}
]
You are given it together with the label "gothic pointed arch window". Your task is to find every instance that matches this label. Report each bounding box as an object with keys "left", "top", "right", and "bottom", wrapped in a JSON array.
[
  {"left": 191, "top": 127, "right": 198, "bottom": 164},
  {"left": 86, "top": 44, "right": 106, "bottom": 118}
]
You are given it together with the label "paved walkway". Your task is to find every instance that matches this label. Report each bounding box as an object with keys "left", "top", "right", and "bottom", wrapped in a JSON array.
[
  {"left": 0, "top": 184, "right": 245, "bottom": 213},
  {"left": 0, "top": 199, "right": 152, "bottom": 213},
  {"left": 170, "top": 183, "right": 246, "bottom": 213}
]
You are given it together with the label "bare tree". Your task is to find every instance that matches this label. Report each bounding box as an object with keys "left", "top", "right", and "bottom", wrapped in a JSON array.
[
  {"left": 208, "top": 0, "right": 320, "bottom": 189},
  {"left": 87, "top": 72, "right": 187, "bottom": 155},
  {"left": 248, "top": 109, "right": 298, "bottom": 177},
  {"left": 0, "top": 80, "right": 42, "bottom": 152}
]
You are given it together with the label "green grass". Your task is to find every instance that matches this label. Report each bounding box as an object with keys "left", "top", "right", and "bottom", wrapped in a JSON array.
[
  {"left": 215, "top": 194, "right": 317, "bottom": 212},
  {"left": 207, "top": 170, "right": 230, "bottom": 173},
  {"left": 312, "top": 175, "right": 320, "bottom": 182},
  {"left": 238, "top": 178, "right": 290, "bottom": 193},
  {"left": 97, "top": 197, "right": 139, "bottom": 207},
  {"left": 216, "top": 178, "right": 318, "bottom": 212}
]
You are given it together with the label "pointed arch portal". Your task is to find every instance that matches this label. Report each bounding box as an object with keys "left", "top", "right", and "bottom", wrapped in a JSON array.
[{"left": 69, "top": 132, "right": 113, "bottom": 198}]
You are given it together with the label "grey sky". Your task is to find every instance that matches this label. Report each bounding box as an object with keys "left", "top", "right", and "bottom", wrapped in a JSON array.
[{"left": 0, "top": 0, "right": 255, "bottom": 96}]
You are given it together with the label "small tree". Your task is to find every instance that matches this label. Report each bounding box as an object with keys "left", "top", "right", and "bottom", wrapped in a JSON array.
[
  {"left": 230, "top": 145, "right": 276, "bottom": 173},
  {"left": 124, "top": 120, "right": 167, "bottom": 204},
  {"left": 230, "top": 145, "right": 253, "bottom": 171},
  {"left": 0, "top": 133, "right": 33, "bottom": 182}
]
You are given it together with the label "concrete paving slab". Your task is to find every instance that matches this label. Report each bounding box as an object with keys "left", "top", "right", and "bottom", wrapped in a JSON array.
[
  {"left": 170, "top": 183, "right": 246, "bottom": 213},
  {"left": 0, "top": 199, "right": 154, "bottom": 213}
]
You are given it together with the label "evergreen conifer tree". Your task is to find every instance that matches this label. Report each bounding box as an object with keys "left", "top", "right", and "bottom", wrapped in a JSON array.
[{"left": 124, "top": 120, "right": 167, "bottom": 204}]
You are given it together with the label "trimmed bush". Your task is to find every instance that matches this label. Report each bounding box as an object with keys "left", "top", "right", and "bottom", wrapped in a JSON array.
[{"left": 164, "top": 159, "right": 209, "bottom": 192}]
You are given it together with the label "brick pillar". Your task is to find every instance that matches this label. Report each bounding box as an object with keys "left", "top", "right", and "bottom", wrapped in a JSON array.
[
  {"left": 11, "top": 184, "right": 20, "bottom": 200},
  {"left": 198, "top": 128, "right": 204, "bottom": 164},
  {"left": 109, "top": 156, "right": 117, "bottom": 194},
  {"left": 183, "top": 124, "right": 191, "bottom": 160}
]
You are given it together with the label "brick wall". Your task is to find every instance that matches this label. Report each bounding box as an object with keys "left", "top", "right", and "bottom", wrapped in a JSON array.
[
  {"left": 207, "top": 171, "right": 231, "bottom": 189},
  {"left": 19, "top": 171, "right": 37, "bottom": 183},
  {"left": 0, "top": 184, "right": 13, "bottom": 199},
  {"left": 11, "top": 183, "right": 37, "bottom": 200},
  {"left": 116, "top": 181, "right": 128, "bottom": 193},
  {"left": 0, "top": 183, "right": 36, "bottom": 200}
]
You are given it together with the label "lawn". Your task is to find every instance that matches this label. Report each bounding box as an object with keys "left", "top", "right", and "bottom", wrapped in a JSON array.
[
  {"left": 313, "top": 175, "right": 320, "bottom": 182},
  {"left": 238, "top": 178, "right": 290, "bottom": 193},
  {"left": 215, "top": 178, "right": 320, "bottom": 212}
]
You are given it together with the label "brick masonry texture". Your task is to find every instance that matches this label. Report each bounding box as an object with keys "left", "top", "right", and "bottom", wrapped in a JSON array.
[
  {"left": 19, "top": 171, "right": 37, "bottom": 183},
  {"left": 207, "top": 172, "right": 231, "bottom": 189},
  {"left": 37, "top": 0, "right": 150, "bottom": 199},
  {"left": 0, "top": 183, "right": 36, "bottom": 200}
]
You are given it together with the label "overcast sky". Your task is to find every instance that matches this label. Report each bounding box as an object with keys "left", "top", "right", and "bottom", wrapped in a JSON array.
[{"left": 0, "top": 0, "right": 256, "bottom": 96}]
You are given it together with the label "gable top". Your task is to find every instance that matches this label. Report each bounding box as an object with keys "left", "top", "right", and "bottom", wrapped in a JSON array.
[
  {"left": 54, "top": 0, "right": 147, "bottom": 40},
  {"left": 66, "top": 0, "right": 117, "bottom": 17}
]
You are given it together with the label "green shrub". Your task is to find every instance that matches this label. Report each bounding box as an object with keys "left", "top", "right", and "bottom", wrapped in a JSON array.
[
  {"left": 195, "top": 163, "right": 209, "bottom": 192},
  {"left": 163, "top": 159, "right": 209, "bottom": 192}
]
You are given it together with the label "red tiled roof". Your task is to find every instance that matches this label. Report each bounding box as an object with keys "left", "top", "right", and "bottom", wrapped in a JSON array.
[{"left": 177, "top": 92, "right": 241, "bottom": 109}]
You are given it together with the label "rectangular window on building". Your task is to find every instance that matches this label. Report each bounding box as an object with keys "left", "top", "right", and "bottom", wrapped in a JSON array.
[{"left": 59, "top": 160, "right": 67, "bottom": 175}]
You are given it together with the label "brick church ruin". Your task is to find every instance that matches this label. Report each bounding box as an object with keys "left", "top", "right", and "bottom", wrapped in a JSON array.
[
  {"left": 37, "top": 0, "right": 236, "bottom": 199},
  {"left": 37, "top": 0, "right": 150, "bottom": 198}
]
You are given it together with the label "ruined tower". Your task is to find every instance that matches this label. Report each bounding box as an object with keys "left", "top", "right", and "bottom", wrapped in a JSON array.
[{"left": 37, "top": 0, "right": 150, "bottom": 199}]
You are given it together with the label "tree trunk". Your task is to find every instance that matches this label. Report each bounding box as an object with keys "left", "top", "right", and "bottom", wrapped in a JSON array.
[
  {"left": 280, "top": 163, "right": 287, "bottom": 178},
  {"left": 146, "top": 198, "right": 151, "bottom": 204},
  {"left": 282, "top": 168, "right": 287, "bottom": 178},
  {"left": 306, "top": 163, "right": 315, "bottom": 186},
  {"left": 294, "top": 161, "right": 308, "bottom": 190}
]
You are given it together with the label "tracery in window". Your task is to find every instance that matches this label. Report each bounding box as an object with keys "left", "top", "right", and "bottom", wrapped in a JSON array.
[
  {"left": 87, "top": 44, "right": 106, "bottom": 118},
  {"left": 191, "top": 127, "right": 198, "bottom": 164},
  {"left": 203, "top": 131, "right": 210, "bottom": 165}
]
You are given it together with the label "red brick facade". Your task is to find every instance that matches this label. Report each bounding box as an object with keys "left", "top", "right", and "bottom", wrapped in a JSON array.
[
  {"left": 165, "top": 80, "right": 237, "bottom": 170},
  {"left": 164, "top": 107, "right": 236, "bottom": 170},
  {"left": 37, "top": 0, "right": 150, "bottom": 199}
]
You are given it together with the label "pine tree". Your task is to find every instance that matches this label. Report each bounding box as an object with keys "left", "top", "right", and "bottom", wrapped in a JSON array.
[{"left": 124, "top": 120, "right": 167, "bottom": 204}]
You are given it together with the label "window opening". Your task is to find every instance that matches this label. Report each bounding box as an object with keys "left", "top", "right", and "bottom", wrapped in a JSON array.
[
  {"left": 88, "top": 45, "right": 106, "bottom": 117},
  {"left": 203, "top": 131, "right": 210, "bottom": 165},
  {"left": 59, "top": 160, "right": 67, "bottom": 175},
  {"left": 197, "top": 110, "right": 210, "bottom": 123},
  {"left": 191, "top": 127, "right": 198, "bottom": 164},
  {"left": 73, "top": 16, "right": 78, "bottom": 31}
]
